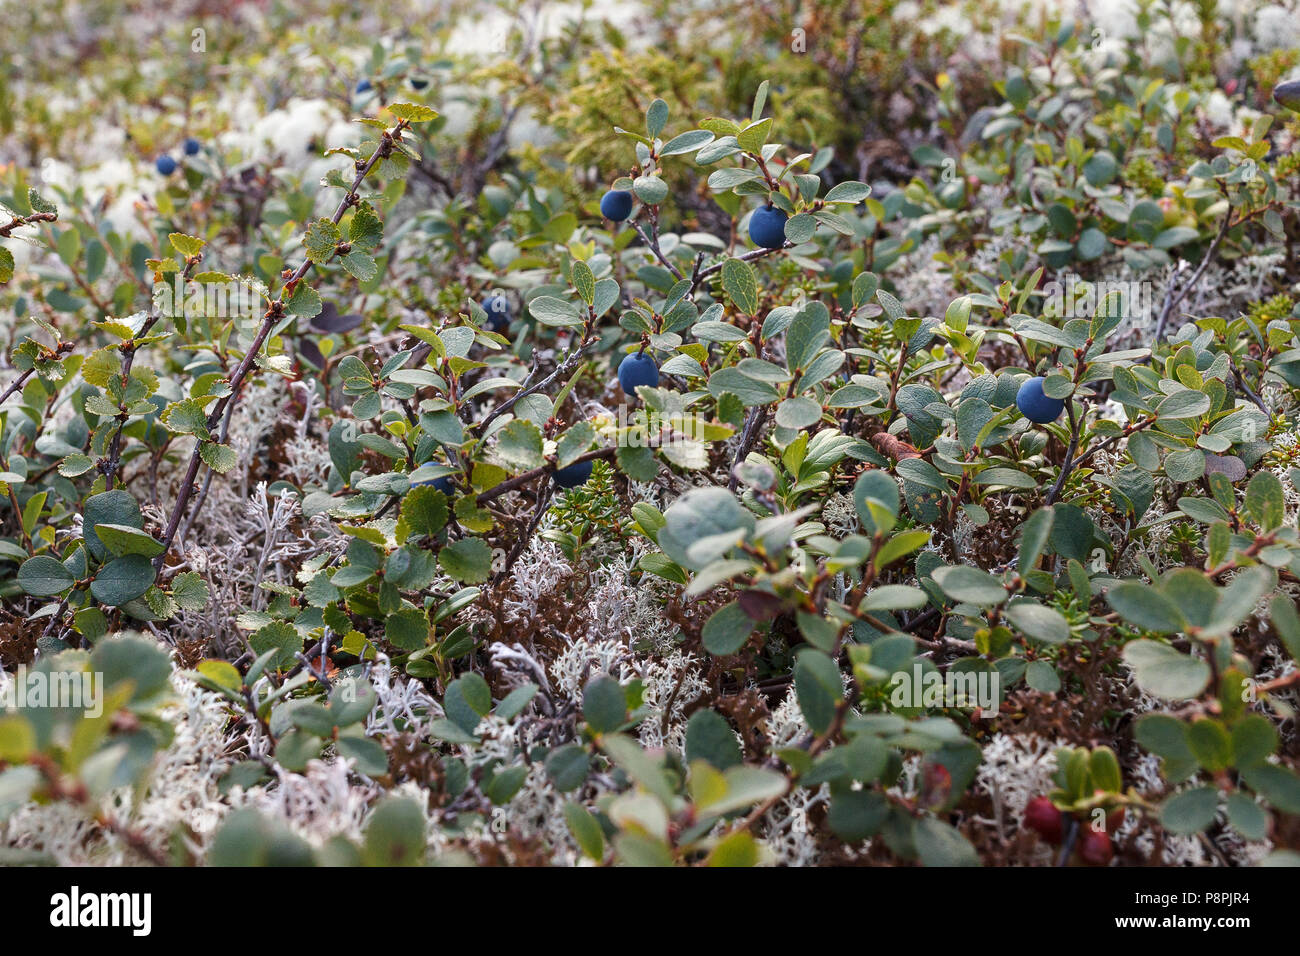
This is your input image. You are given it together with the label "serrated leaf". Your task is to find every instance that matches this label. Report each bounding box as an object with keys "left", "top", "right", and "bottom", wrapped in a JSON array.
[
  {"left": 285, "top": 282, "right": 323, "bottom": 319},
  {"left": 168, "top": 233, "right": 206, "bottom": 257},
  {"left": 171, "top": 572, "right": 209, "bottom": 611},
  {"left": 348, "top": 202, "right": 384, "bottom": 251},
  {"left": 387, "top": 103, "right": 439, "bottom": 122},
  {"left": 340, "top": 250, "right": 378, "bottom": 282},
  {"left": 161, "top": 399, "right": 211, "bottom": 439},
  {"left": 303, "top": 219, "right": 341, "bottom": 263},
  {"left": 199, "top": 441, "right": 239, "bottom": 474},
  {"left": 250, "top": 620, "right": 302, "bottom": 671}
]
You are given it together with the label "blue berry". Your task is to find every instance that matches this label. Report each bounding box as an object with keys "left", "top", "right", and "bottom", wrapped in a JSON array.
[
  {"left": 617, "top": 351, "right": 659, "bottom": 395},
  {"left": 356, "top": 79, "right": 372, "bottom": 94},
  {"left": 1275, "top": 80, "right": 1300, "bottom": 113},
  {"left": 1016, "top": 376, "right": 1065, "bottom": 424},
  {"left": 553, "top": 460, "right": 593, "bottom": 489},
  {"left": 155, "top": 155, "right": 177, "bottom": 176},
  {"left": 410, "top": 466, "right": 456, "bottom": 494},
  {"left": 600, "top": 189, "right": 634, "bottom": 222},
  {"left": 410, "top": 76, "right": 428, "bottom": 90},
  {"left": 183, "top": 137, "right": 201, "bottom": 156},
  {"left": 748, "top": 205, "right": 788, "bottom": 249},
  {"left": 481, "top": 294, "right": 511, "bottom": 332}
]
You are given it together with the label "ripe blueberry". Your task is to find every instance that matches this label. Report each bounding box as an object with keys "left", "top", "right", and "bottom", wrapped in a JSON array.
[
  {"left": 356, "top": 79, "right": 372, "bottom": 94},
  {"left": 183, "top": 137, "right": 201, "bottom": 156},
  {"left": 748, "top": 205, "right": 788, "bottom": 250},
  {"left": 412, "top": 472, "right": 455, "bottom": 495},
  {"left": 155, "top": 155, "right": 177, "bottom": 176},
  {"left": 1015, "top": 376, "right": 1065, "bottom": 424},
  {"left": 553, "top": 459, "right": 593, "bottom": 489},
  {"left": 617, "top": 351, "right": 659, "bottom": 396},
  {"left": 1023, "top": 796, "right": 1063, "bottom": 845},
  {"left": 410, "top": 76, "right": 429, "bottom": 90},
  {"left": 1077, "top": 825, "right": 1114, "bottom": 866},
  {"left": 481, "top": 293, "right": 511, "bottom": 332},
  {"left": 600, "top": 189, "right": 634, "bottom": 222},
  {"left": 1275, "top": 80, "right": 1300, "bottom": 113}
]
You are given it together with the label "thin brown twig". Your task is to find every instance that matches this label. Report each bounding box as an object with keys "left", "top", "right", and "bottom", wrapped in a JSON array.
[{"left": 153, "top": 121, "right": 411, "bottom": 570}]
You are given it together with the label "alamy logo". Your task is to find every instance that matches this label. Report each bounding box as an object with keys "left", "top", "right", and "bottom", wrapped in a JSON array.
[
  {"left": 889, "top": 663, "right": 1000, "bottom": 718},
  {"left": 615, "top": 406, "right": 709, "bottom": 448},
  {"left": 49, "top": 887, "right": 151, "bottom": 936},
  {"left": 1041, "top": 273, "right": 1152, "bottom": 322},
  {"left": 0, "top": 666, "right": 101, "bottom": 717},
  {"left": 153, "top": 275, "right": 260, "bottom": 319}
]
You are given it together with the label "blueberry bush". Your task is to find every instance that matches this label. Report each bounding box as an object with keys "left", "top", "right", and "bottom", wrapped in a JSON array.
[{"left": 2, "top": 0, "right": 1300, "bottom": 867}]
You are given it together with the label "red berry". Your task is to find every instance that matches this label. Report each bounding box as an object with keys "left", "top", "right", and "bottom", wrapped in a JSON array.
[
  {"left": 1078, "top": 826, "right": 1113, "bottom": 866},
  {"left": 1023, "top": 796, "right": 1063, "bottom": 845}
]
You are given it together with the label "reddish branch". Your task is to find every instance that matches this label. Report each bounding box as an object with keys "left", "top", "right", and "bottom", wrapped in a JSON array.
[
  {"left": 0, "top": 210, "right": 57, "bottom": 238},
  {"left": 0, "top": 341, "right": 74, "bottom": 407}
]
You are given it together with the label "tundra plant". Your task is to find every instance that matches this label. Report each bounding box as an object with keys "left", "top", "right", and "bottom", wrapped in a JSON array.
[{"left": 1, "top": 1, "right": 1299, "bottom": 867}]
